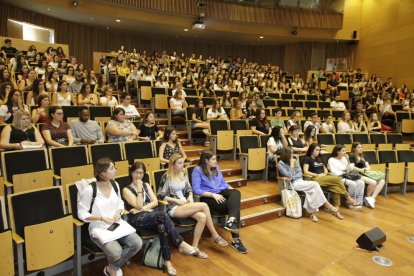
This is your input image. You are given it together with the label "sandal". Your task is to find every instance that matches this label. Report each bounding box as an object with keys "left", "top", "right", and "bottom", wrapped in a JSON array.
[
  {"left": 328, "top": 207, "right": 344, "bottom": 220},
  {"left": 193, "top": 248, "right": 208, "bottom": 259},
  {"left": 178, "top": 246, "right": 198, "bottom": 256},
  {"left": 211, "top": 235, "right": 228, "bottom": 247},
  {"left": 309, "top": 213, "right": 319, "bottom": 222},
  {"left": 103, "top": 266, "right": 110, "bottom": 276}
]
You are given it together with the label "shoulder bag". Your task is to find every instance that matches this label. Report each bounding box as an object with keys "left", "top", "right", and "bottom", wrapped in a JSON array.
[{"left": 281, "top": 179, "right": 302, "bottom": 219}]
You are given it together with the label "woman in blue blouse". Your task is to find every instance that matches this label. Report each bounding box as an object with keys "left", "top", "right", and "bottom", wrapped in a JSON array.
[{"left": 192, "top": 150, "right": 247, "bottom": 254}]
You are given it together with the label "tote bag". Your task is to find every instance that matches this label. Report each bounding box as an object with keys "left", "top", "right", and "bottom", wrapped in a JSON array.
[
  {"left": 281, "top": 180, "right": 302, "bottom": 218},
  {"left": 142, "top": 236, "right": 164, "bottom": 269}
]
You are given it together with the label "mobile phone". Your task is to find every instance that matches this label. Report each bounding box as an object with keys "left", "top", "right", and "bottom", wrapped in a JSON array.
[{"left": 107, "top": 223, "right": 120, "bottom": 231}]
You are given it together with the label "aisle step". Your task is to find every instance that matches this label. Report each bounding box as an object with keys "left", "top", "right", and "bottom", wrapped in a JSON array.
[
  {"left": 225, "top": 175, "right": 247, "bottom": 188},
  {"left": 240, "top": 203, "right": 285, "bottom": 228}
]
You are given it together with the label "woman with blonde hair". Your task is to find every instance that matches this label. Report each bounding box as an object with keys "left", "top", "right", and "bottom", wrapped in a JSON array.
[
  {"left": 337, "top": 111, "right": 356, "bottom": 133},
  {"left": 158, "top": 154, "right": 228, "bottom": 258}
]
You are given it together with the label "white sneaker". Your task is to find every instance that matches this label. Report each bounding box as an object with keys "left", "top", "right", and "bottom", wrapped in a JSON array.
[
  {"left": 364, "top": 197, "right": 375, "bottom": 209},
  {"left": 202, "top": 129, "right": 210, "bottom": 135},
  {"left": 115, "top": 268, "right": 123, "bottom": 276}
]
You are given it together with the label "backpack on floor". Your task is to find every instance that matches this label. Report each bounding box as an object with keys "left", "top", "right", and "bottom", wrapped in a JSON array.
[{"left": 142, "top": 236, "right": 164, "bottom": 269}]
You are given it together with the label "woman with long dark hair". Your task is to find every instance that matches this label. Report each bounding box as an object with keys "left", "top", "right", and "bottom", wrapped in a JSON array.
[
  {"left": 136, "top": 111, "right": 162, "bottom": 141},
  {"left": 0, "top": 89, "right": 29, "bottom": 124},
  {"left": 26, "top": 78, "right": 47, "bottom": 106},
  {"left": 158, "top": 126, "right": 187, "bottom": 165},
  {"left": 250, "top": 108, "right": 270, "bottom": 136},
  {"left": 267, "top": 126, "right": 288, "bottom": 165}
]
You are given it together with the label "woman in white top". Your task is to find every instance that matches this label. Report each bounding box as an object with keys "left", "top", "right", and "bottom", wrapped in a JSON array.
[
  {"left": 267, "top": 126, "right": 288, "bottom": 166},
  {"left": 337, "top": 111, "right": 356, "bottom": 133},
  {"left": 78, "top": 158, "right": 142, "bottom": 276},
  {"left": 207, "top": 99, "right": 228, "bottom": 120},
  {"left": 287, "top": 111, "right": 301, "bottom": 132},
  {"left": 63, "top": 66, "right": 76, "bottom": 84},
  {"left": 52, "top": 80, "right": 76, "bottom": 106},
  {"left": 99, "top": 87, "right": 118, "bottom": 107},
  {"left": 35, "top": 60, "right": 47, "bottom": 79},
  {"left": 327, "top": 145, "right": 365, "bottom": 209},
  {"left": 0, "top": 90, "right": 29, "bottom": 124},
  {"left": 320, "top": 115, "right": 336, "bottom": 133},
  {"left": 48, "top": 54, "right": 59, "bottom": 70},
  {"left": 155, "top": 75, "right": 169, "bottom": 88},
  {"left": 46, "top": 71, "right": 59, "bottom": 92},
  {"left": 169, "top": 90, "right": 186, "bottom": 117}
]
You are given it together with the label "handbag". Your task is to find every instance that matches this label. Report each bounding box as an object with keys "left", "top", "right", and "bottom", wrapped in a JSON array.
[
  {"left": 142, "top": 236, "right": 164, "bottom": 269},
  {"left": 281, "top": 179, "right": 302, "bottom": 219},
  {"left": 362, "top": 171, "right": 385, "bottom": 182},
  {"left": 342, "top": 171, "right": 361, "bottom": 181}
]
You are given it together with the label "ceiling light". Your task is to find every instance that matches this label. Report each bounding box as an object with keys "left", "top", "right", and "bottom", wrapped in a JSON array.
[
  {"left": 115, "top": 19, "right": 121, "bottom": 23},
  {"left": 259, "top": 36, "right": 263, "bottom": 39},
  {"left": 192, "top": 19, "right": 205, "bottom": 30},
  {"left": 184, "top": 28, "right": 189, "bottom": 32},
  {"left": 72, "top": 0, "right": 79, "bottom": 7},
  {"left": 46, "top": 8, "right": 50, "bottom": 11}
]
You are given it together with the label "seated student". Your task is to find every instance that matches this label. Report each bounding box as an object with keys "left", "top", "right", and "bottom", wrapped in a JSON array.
[
  {"left": 250, "top": 108, "right": 270, "bottom": 136},
  {"left": 287, "top": 125, "right": 308, "bottom": 153},
  {"left": 368, "top": 112, "right": 382, "bottom": 132},
  {"left": 115, "top": 93, "right": 140, "bottom": 120},
  {"left": 221, "top": 91, "right": 233, "bottom": 108},
  {"left": 123, "top": 161, "right": 199, "bottom": 275},
  {"left": 26, "top": 78, "right": 48, "bottom": 107},
  {"left": 303, "top": 143, "right": 358, "bottom": 211},
  {"left": 0, "top": 89, "right": 29, "bottom": 124},
  {"left": 327, "top": 145, "right": 365, "bottom": 209},
  {"left": 169, "top": 90, "right": 186, "bottom": 117},
  {"left": 353, "top": 112, "right": 368, "bottom": 132},
  {"left": 320, "top": 115, "right": 336, "bottom": 133},
  {"left": 337, "top": 111, "right": 357, "bottom": 133},
  {"left": 77, "top": 84, "right": 98, "bottom": 106},
  {"left": 253, "top": 92, "right": 264, "bottom": 109},
  {"left": 78, "top": 158, "right": 142, "bottom": 276},
  {"left": 349, "top": 142, "right": 385, "bottom": 209},
  {"left": 191, "top": 150, "right": 247, "bottom": 253},
  {"left": 286, "top": 111, "right": 301, "bottom": 132},
  {"left": 99, "top": 86, "right": 119, "bottom": 107},
  {"left": 303, "top": 125, "right": 317, "bottom": 145},
  {"left": 330, "top": 95, "right": 346, "bottom": 110},
  {"left": 244, "top": 99, "right": 256, "bottom": 121},
  {"left": 158, "top": 154, "right": 228, "bottom": 259},
  {"left": 270, "top": 109, "right": 287, "bottom": 131},
  {"left": 403, "top": 98, "right": 414, "bottom": 112},
  {"left": 303, "top": 113, "right": 320, "bottom": 134},
  {"left": 52, "top": 80, "right": 77, "bottom": 106},
  {"left": 70, "top": 106, "right": 104, "bottom": 144},
  {"left": 42, "top": 106, "right": 74, "bottom": 147},
  {"left": 206, "top": 99, "right": 228, "bottom": 120},
  {"left": 171, "top": 82, "right": 187, "bottom": 97},
  {"left": 277, "top": 146, "right": 341, "bottom": 222},
  {"left": 191, "top": 99, "right": 210, "bottom": 146},
  {"left": 106, "top": 107, "right": 138, "bottom": 143},
  {"left": 230, "top": 99, "right": 247, "bottom": 120},
  {"left": 68, "top": 72, "right": 84, "bottom": 94},
  {"left": 159, "top": 126, "right": 187, "bottom": 165},
  {"left": 31, "top": 94, "right": 50, "bottom": 124},
  {"left": 379, "top": 97, "right": 395, "bottom": 130},
  {"left": 136, "top": 111, "right": 162, "bottom": 141},
  {"left": 267, "top": 126, "right": 288, "bottom": 166},
  {"left": 0, "top": 109, "right": 44, "bottom": 150}
]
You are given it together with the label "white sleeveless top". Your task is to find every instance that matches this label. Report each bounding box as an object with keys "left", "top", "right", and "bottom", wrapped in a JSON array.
[{"left": 57, "top": 93, "right": 72, "bottom": 106}]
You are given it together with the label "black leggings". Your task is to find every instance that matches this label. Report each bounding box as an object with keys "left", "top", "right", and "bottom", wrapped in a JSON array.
[
  {"left": 201, "top": 189, "right": 241, "bottom": 239},
  {"left": 128, "top": 211, "right": 183, "bottom": 261}
]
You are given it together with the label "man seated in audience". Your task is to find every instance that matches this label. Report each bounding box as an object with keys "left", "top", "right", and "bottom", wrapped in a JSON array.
[
  {"left": 68, "top": 72, "right": 83, "bottom": 93},
  {"left": 330, "top": 95, "right": 346, "bottom": 110},
  {"left": 354, "top": 101, "right": 369, "bottom": 122},
  {"left": 327, "top": 74, "right": 339, "bottom": 91},
  {"left": 303, "top": 113, "right": 321, "bottom": 134},
  {"left": 1, "top": 39, "right": 18, "bottom": 60},
  {"left": 70, "top": 106, "right": 104, "bottom": 144},
  {"left": 172, "top": 82, "right": 187, "bottom": 97},
  {"left": 253, "top": 92, "right": 264, "bottom": 108},
  {"left": 116, "top": 92, "right": 140, "bottom": 120}
]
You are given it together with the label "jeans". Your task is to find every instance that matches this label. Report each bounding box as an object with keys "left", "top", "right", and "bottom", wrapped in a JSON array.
[{"left": 91, "top": 232, "right": 142, "bottom": 271}]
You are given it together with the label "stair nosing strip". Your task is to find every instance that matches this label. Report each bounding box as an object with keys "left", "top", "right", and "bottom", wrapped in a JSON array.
[
  {"left": 240, "top": 207, "right": 285, "bottom": 220},
  {"left": 241, "top": 194, "right": 272, "bottom": 202}
]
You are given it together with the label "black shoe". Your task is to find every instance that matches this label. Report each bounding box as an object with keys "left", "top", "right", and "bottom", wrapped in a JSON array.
[
  {"left": 224, "top": 219, "right": 239, "bottom": 234},
  {"left": 231, "top": 239, "right": 247, "bottom": 254}
]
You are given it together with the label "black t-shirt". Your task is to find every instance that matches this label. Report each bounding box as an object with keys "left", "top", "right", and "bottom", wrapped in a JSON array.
[
  {"left": 1, "top": 46, "right": 17, "bottom": 59},
  {"left": 303, "top": 156, "right": 324, "bottom": 174},
  {"left": 138, "top": 123, "right": 159, "bottom": 140},
  {"left": 250, "top": 118, "right": 269, "bottom": 134},
  {"left": 349, "top": 154, "right": 366, "bottom": 169}
]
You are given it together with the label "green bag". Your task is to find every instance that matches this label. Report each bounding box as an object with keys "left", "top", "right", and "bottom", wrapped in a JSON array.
[
  {"left": 362, "top": 171, "right": 385, "bottom": 182},
  {"left": 142, "top": 236, "right": 164, "bottom": 269}
]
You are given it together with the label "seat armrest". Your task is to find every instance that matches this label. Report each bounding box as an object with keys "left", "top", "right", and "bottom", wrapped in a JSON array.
[
  {"left": 238, "top": 153, "right": 248, "bottom": 157},
  {"left": 12, "top": 233, "right": 24, "bottom": 244},
  {"left": 53, "top": 174, "right": 61, "bottom": 180},
  {"left": 4, "top": 180, "right": 12, "bottom": 188},
  {"left": 72, "top": 218, "right": 83, "bottom": 227}
]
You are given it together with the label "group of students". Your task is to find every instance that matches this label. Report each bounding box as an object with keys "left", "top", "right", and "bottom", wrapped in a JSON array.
[{"left": 78, "top": 151, "right": 247, "bottom": 276}]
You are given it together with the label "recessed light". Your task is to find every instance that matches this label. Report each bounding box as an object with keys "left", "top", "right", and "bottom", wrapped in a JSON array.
[
  {"left": 115, "top": 19, "right": 121, "bottom": 23},
  {"left": 259, "top": 36, "right": 264, "bottom": 39},
  {"left": 184, "top": 28, "right": 189, "bottom": 32},
  {"left": 106, "top": 26, "right": 110, "bottom": 30},
  {"left": 46, "top": 8, "right": 50, "bottom": 11}
]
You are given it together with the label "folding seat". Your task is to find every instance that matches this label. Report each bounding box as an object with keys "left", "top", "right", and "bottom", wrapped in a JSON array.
[
  {"left": 260, "top": 135, "right": 271, "bottom": 148},
  {"left": 304, "top": 101, "right": 318, "bottom": 109},
  {"left": 386, "top": 133, "right": 403, "bottom": 146},
  {"left": 263, "top": 99, "right": 276, "bottom": 108},
  {"left": 151, "top": 87, "right": 167, "bottom": 96},
  {"left": 185, "top": 96, "right": 199, "bottom": 107},
  {"left": 402, "top": 119, "right": 414, "bottom": 134},
  {"left": 352, "top": 133, "right": 370, "bottom": 144},
  {"left": 89, "top": 106, "right": 112, "bottom": 123},
  {"left": 397, "top": 150, "right": 414, "bottom": 191},
  {"left": 209, "top": 120, "right": 233, "bottom": 160},
  {"left": 276, "top": 99, "right": 290, "bottom": 108},
  {"left": 203, "top": 97, "right": 214, "bottom": 107},
  {"left": 302, "top": 109, "right": 317, "bottom": 119},
  {"left": 62, "top": 106, "right": 83, "bottom": 122},
  {"left": 317, "top": 133, "right": 335, "bottom": 146},
  {"left": 267, "top": 93, "right": 280, "bottom": 99},
  {"left": 317, "top": 109, "right": 331, "bottom": 119},
  {"left": 370, "top": 133, "right": 386, "bottom": 145},
  {"left": 8, "top": 186, "right": 80, "bottom": 275},
  {"left": 291, "top": 100, "right": 304, "bottom": 108},
  {"left": 1, "top": 149, "right": 53, "bottom": 194},
  {"left": 223, "top": 107, "right": 232, "bottom": 118},
  {"left": 49, "top": 145, "right": 93, "bottom": 192},
  {"left": 88, "top": 143, "right": 129, "bottom": 176},
  {"left": 294, "top": 94, "right": 306, "bottom": 101},
  {"left": 238, "top": 135, "right": 268, "bottom": 181},
  {"left": 391, "top": 104, "right": 403, "bottom": 112},
  {"left": 185, "top": 88, "right": 198, "bottom": 97},
  {"left": 230, "top": 119, "right": 251, "bottom": 159},
  {"left": 185, "top": 107, "right": 205, "bottom": 144},
  {"left": 152, "top": 94, "right": 169, "bottom": 120},
  {"left": 280, "top": 94, "right": 293, "bottom": 100},
  {"left": 137, "top": 80, "right": 152, "bottom": 88},
  {"left": 0, "top": 196, "right": 14, "bottom": 276},
  {"left": 395, "top": 111, "right": 410, "bottom": 132},
  {"left": 335, "top": 133, "right": 352, "bottom": 147},
  {"left": 307, "top": 95, "right": 319, "bottom": 101},
  {"left": 332, "top": 110, "right": 344, "bottom": 120},
  {"left": 123, "top": 141, "right": 160, "bottom": 174},
  {"left": 318, "top": 101, "right": 331, "bottom": 109},
  {"left": 378, "top": 150, "right": 405, "bottom": 195}
]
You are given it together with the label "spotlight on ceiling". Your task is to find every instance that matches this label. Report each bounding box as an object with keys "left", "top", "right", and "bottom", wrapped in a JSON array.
[
  {"left": 196, "top": 0, "right": 207, "bottom": 8},
  {"left": 72, "top": 0, "right": 79, "bottom": 7},
  {"left": 192, "top": 18, "right": 205, "bottom": 30}
]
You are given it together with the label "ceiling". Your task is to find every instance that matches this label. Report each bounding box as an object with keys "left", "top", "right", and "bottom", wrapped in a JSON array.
[{"left": 2, "top": 0, "right": 342, "bottom": 45}]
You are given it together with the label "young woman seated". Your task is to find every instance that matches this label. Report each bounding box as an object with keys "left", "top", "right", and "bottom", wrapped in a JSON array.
[
  {"left": 267, "top": 126, "right": 288, "bottom": 166},
  {"left": 250, "top": 108, "right": 271, "bottom": 136},
  {"left": 349, "top": 142, "right": 385, "bottom": 209},
  {"left": 303, "top": 143, "right": 358, "bottom": 211},
  {"left": 303, "top": 125, "right": 317, "bottom": 145},
  {"left": 337, "top": 111, "right": 357, "bottom": 133},
  {"left": 52, "top": 80, "right": 76, "bottom": 106},
  {"left": 286, "top": 111, "right": 301, "bottom": 132},
  {"left": 327, "top": 145, "right": 365, "bottom": 209},
  {"left": 26, "top": 78, "right": 48, "bottom": 106},
  {"left": 221, "top": 91, "right": 233, "bottom": 108},
  {"left": 287, "top": 125, "right": 308, "bottom": 154},
  {"left": 42, "top": 106, "right": 74, "bottom": 147},
  {"left": 123, "top": 161, "right": 199, "bottom": 275},
  {"left": 158, "top": 154, "right": 229, "bottom": 258},
  {"left": 352, "top": 112, "right": 368, "bottom": 132},
  {"left": 0, "top": 109, "right": 44, "bottom": 150},
  {"left": 78, "top": 84, "right": 98, "bottom": 106},
  {"left": 99, "top": 87, "right": 119, "bottom": 107},
  {"left": 277, "top": 146, "right": 342, "bottom": 222},
  {"left": 159, "top": 126, "right": 187, "bottom": 165},
  {"left": 0, "top": 89, "right": 29, "bottom": 124},
  {"left": 191, "top": 99, "right": 210, "bottom": 146},
  {"left": 31, "top": 94, "right": 50, "bottom": 124},
  {"left": 106, "top": 107, "right": 139, "bottom": 143},
  {"left": 368, "top": 112, "right": 382, "bottom": 132},
  {"left": 320, "top": 115, "right": 336, "bottom": 133},
  {"left": 169, "top": 90, "right": 186, "bottom": 117},
  {"left": 207, "top": 99, "right": 229, "bottom": 120},
  {"left": 230, "top": 99, "right": 246, "bottom": 120},
  {"left": 191, "top": 150, "right": 247, "bottom": 254},
  {"left": 136, "top": 111, "right": 162, "bottom": 141}
]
